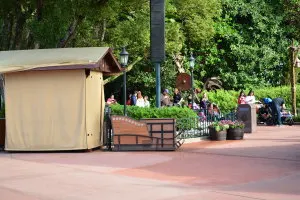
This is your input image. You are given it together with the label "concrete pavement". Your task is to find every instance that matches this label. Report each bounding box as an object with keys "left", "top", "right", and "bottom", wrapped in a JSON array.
[{"left": 0, "top": 125, "right": 300, "bottom": 200}]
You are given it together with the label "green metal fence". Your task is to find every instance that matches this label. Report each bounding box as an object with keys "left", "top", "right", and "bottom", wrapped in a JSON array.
[{"left": 176, "top": 110, "right": 237, "bottom": 139}]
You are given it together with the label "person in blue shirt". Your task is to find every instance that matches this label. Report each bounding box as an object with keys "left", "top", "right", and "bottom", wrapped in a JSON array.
[{"left": 130, "top": 91, "right": 137, "bottom": 106}]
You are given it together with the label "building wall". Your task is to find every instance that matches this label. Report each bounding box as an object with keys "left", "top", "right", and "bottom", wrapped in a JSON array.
[
  {"left": 85, "top": 71, "right": 104, "bottom": 149},
  {"left": 4, "top": 70, "right": 88, "bottom": 150}
]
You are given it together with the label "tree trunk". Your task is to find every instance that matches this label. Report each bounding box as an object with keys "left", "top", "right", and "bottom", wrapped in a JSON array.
[
  {"left": 290, "top": 40, "right": 297, "bottom": 116},
  {"left": 100, "top": 19, "right": 106, "bottom": 43},
  {"left": 12, "top": 13, "right": 26, "bottom": 50},
  {"left": 5, "top": 15, "right": 14, "bottom": 50},
  {"left": 0, "top": 75, "right": 5, "bottom": 108},
  {"left": 37, "top": 0, "right": 43, "bottom": 21},
  {"left": 172, "top": 54, "right": 185, "bottom": 73},
  {"left": 58, "top": 16, "right": 84, "bottom": 48}
]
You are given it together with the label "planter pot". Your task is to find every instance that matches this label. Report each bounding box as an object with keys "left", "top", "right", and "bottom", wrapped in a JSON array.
[
  {"left": 227, "top": 128, "right": 244, "bottom": 140},
  {"left": 209, "top": 127, "right": 227, "bottom": 141}
]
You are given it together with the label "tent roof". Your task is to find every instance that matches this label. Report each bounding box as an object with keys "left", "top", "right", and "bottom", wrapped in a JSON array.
[{"left": 0, "top": 47, "right": 122, "bottom": 75}]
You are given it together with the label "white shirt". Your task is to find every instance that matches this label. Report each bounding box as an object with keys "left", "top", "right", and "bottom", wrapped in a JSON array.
[
  {"left": 245, "top": 95, "right": 256, "bottom": 104},
  {"left": 144, "top": 100, "right": 150, "bottom": 108},
  {"left": 136, "top": 98, "right": 145, "bottom": 107}
]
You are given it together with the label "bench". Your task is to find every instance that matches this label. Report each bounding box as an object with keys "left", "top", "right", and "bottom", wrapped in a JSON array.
[{"left": 111, "top": 116, "right": 179, "bottom": 151}]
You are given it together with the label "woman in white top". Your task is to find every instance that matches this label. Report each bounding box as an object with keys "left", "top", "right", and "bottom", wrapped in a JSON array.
[
  {"left": 245, "top": 90, "right": 256, "bottom": 104},
  {"left": 144, "top": 96, "right": 150, "bottom": 107},
  {"left": 136, "top": 91, "right": 145, "bottom": 107}
]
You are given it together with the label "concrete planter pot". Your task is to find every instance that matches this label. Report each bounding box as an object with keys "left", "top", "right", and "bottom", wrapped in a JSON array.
[
  {"left": 209, "top": 127, "right": 227, "bottom": 141},
  {"left": 227, "top": 127, "right": 244, "bottom": 140}
]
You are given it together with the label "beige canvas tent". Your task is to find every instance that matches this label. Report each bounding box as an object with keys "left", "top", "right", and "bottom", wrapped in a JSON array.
[{"left": 0, "top": 47, "right": 122, "bottom": 151}]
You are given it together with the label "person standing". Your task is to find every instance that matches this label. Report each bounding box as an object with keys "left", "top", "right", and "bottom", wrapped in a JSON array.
[
  {"left": 200, "top": 93, "right": 209, "bottom": 109},
  {"left": 106, "top": 95, "right": 117, "bottom": 105},
  {"left": 271, "top": 97, "right": 285, "bottom": 126}
]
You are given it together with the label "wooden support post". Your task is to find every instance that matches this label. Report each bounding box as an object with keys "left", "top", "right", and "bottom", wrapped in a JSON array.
[{"left": 290, "top": 40, "right": 300, "bottom": 116}]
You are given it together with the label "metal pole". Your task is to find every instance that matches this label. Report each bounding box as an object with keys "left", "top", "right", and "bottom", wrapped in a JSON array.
[
  {"left": 123, "top": 70, "right": 127, "bottom": 116},
  {"left": 191, "top": 70, "right": 194, "bottom": 110},
  {"left": 155, "top": 62, "right": 161, "bottom": 108}
]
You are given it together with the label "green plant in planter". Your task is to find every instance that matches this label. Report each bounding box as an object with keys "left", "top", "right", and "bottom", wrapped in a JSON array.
[
  {"left": 228, "top": 121, "right": 245, "bottom": 129},
  {"left": 227, "top": 120, "right": 245, "bottom": 140},
  {"left": 209, "top": 120, "right": 231, "bottom": 132}
]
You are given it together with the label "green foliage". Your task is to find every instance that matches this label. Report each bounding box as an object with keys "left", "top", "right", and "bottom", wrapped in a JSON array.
[
  {"left": 1, "top": 0, "right": 299, "bottom": 99},
  {"left": 110, "top": 104, "right": 197, "bottom": 119},
  {"left": 203, "top": 85, "right": 300, "bottom": 113},
  {"left": 206, "top": 89, "right": 238, "bottom": 112},
  {"left": 110, "top": 104, "right": 198, "bottom": 129},
  {"left": 209, "top": 120, "right": 230, "bottom": 132},
  {"left": 294, "top": 115, "right": 300, "bottom": 122},
  {"left": 0, "top": 106, "right": 4, "bottom": 118}
]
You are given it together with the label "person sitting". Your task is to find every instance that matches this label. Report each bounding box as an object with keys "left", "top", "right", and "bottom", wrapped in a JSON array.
[
  {"left": 126, "top": 94, "right": 132, "bottom": 105},
  {"left": 161, "top": 89, "right": 171, "bottom": 107},
  {"left": 245, "top": 90, "right": 256, "bottom": 104},
  {"left": 238, "top": 91, "right": 246, "bottom": 104},
  {"left": 144, "top": 96, "right": 150, "bottom": 107},
  {"left": 200, "top": 93, "right": 209, "bottom": 111},
  {"left": 136, "top": 91, "right": 145, "bottom": 107},
  {"left": 173, "top": 88, "right": 182, "bottom": 106},
  {"left": 130, "top": 91, "right": 137, "bottom": 106},
  {"left": 107, "top": 94, "right": 117, "bottom": 105},
  {"left": 208, "top": 103, "right": 220, "bottom": 120}
]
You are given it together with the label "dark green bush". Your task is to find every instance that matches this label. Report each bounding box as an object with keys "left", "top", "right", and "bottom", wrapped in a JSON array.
[
  {"left": 0, "top": 106, "right": 4, "bottom": 118},
  {"left": 110, "top": 104, "right": 197, "bottom": 119}
]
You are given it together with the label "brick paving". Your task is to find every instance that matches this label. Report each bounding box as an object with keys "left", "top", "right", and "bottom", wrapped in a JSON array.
[{"left": 0, "top": 125, "right": 300, "bottom": 200}]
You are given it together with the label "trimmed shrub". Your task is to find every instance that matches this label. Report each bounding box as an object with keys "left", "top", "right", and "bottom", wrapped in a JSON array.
[
  {"left": 110, "top": 104, "right": 198, "bottom": 129},
  {"left": 198, "top": 85, "right": 300, "bottom": 113},
  {"left": 110, "top": 104, "right": 197, "bottom": 120}
]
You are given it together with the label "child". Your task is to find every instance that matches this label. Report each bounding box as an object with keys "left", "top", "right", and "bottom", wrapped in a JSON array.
[{"left": 144, "top": 96, "right": 150, "bottom": 107}]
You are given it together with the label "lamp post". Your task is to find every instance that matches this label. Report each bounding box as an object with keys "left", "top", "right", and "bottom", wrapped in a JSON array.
[
  {"left": 189, "top": 53, "right": 195, "bottom": 109},
  {"left": 120, "top": 47, "right": 129, "bottom": 116}
]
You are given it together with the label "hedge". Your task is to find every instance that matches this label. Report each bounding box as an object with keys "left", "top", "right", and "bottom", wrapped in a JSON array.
[
  {"left": 202, "top": 85, "right": 300, "bottom": 113},
  {"left": 110, "top": 104, "right": 198, "bottom": 120},
  {"left": 110, "top": 104, "right": 198, "bottom": 130}
]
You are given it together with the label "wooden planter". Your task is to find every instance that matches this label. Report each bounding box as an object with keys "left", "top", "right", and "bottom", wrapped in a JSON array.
[
  {"left": 227, "top": 127, "right": 244, "bottom": 140},
  {"left": 209, "top": 127, "right": 227, "bottom": 141}
]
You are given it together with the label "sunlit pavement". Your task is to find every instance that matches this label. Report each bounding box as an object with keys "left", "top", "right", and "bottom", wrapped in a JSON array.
[{"left": 1, "top": 125, "right": 300, "bottom": 200}]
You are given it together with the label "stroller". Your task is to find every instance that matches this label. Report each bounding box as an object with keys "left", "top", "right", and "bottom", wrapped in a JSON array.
[{"left": 257, "top": 98, "right": 294, "bottom": 126}]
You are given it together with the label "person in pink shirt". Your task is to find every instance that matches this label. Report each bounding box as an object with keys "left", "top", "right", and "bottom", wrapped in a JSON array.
[
  {"left": 106, "top": 94, "right": 117, "bottom": 105},
  {"left": 238, "top": 91, "right": 246, "bottom": 104}
]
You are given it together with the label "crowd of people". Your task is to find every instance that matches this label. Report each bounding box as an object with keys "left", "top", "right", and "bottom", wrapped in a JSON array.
[
  {"left": 106, "top": 88, "right": 288, "bottom": 126},
  {"left": 106, "top": 88, "right": 220, "bottom": 117},
  {"left": 106, "top": 91, "right": 150, "bottom": 107}
]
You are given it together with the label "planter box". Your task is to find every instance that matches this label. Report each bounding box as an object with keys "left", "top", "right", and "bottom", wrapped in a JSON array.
[
  {"left": 209, "top": 127, "right": 227, "bottom": 141},
  {"left": 227, "top": 128, "right": 244, "bottom": 140}
]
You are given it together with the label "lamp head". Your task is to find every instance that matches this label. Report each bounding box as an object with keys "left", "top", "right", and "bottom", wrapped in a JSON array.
[
  {"left": 119, "top": 47, "right": 129, "bottom": 67},
  {"left": 189, "top": 53, "right": 195, "bottom": 69}
]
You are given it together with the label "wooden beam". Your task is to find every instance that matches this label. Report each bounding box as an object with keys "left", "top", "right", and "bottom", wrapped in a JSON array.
[{"left": 103, "top": 57, "right": 142, "bottom": 85}]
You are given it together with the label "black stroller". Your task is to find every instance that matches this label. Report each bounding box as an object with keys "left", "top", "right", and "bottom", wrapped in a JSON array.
[{"left": 257, "top": 98, "right": 294, "bottom": 126}]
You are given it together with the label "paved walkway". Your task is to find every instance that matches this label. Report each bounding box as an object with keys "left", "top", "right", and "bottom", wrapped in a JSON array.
[{"left": 0, "top": 125, "right": 300, "bottom": 200}]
